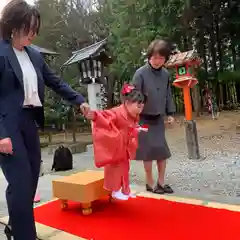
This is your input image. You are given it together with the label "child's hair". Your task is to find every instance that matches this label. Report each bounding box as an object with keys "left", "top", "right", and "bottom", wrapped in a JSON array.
[{"left": 120, "top": 84, "right": 146, "bottom": 104}]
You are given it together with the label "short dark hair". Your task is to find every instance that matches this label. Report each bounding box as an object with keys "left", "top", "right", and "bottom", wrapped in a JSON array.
[
  {"left": 146, "top": 39, "right": 172, "bottom": 61},
  {"left": 0, "top": 0, "right": 41, "bottom": 40}
]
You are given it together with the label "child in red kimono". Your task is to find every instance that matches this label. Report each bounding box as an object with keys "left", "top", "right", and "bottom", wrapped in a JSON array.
[{"left": 86, "top": 84, "right": 146, "bottom": 200}]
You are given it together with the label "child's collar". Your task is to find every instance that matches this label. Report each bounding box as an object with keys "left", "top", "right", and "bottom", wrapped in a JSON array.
[{"left": 121, "top": 104, "right": 138, "bottom": 121}]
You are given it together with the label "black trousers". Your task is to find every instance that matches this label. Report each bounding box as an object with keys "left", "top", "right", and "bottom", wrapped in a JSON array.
[{"left": 0, "top": 109, "right": 41, "bottom": 240}]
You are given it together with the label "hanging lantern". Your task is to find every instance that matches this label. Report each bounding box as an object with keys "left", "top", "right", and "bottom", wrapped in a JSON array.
[
  {"left": 78, "top": 59, "right": 103, "bottom": 84},
  {"left": 165, "top": 50, "right": 201, "bottom": 120},
  {"left": 165, "top": 50, "right": 202, "bottom": 160},
  {"left": 166, "top": 50, "right": 201, "bottom": 89},
  {"left": 173, "top": 63, "right": 199, "bottom": 88}
]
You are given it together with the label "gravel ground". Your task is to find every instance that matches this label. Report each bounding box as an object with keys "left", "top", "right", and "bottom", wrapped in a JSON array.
[{"left": 0, "top": 112, "right": 239, "bottom": 238}]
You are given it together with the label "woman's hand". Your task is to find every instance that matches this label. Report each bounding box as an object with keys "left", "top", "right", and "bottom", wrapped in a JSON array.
[
  {"left": 167, "top": 116, "right": 175, "bottom": 124},
  {"left": 0, "top": 138, "right": 13, "bottom": 154},
  {"left": 80, "top": 102, "right": 90, "bottom": 115}
]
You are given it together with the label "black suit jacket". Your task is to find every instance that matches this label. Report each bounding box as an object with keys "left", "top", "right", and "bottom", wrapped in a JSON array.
[{"left": 0, "top": 40, "right": 85, "bottom": 139}]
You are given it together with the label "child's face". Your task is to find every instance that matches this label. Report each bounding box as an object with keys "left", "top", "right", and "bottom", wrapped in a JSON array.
[{"left": 125, "top": 101, "right": 144, "bottom": 117}]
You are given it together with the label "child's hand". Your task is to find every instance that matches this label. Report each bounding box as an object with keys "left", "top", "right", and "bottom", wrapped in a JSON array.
[
  {"left": 85, "top": 110, "right": 96, "bottom": 120},
  {"left": 136, "top": 124, "right": 148, "bottom": 132},
  {"left": 167, "top": 116, "right": 175, "bottom": 124},
  {"left": 138, "top": 128, "right": 148, "bottom": 132}
]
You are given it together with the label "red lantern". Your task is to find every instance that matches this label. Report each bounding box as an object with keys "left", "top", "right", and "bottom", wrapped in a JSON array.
[
  {"left": 173, "top": 62, "right": 199, "bottom": 88},
  {"left": 165, "top": 50, "right": 201, "bottom": 120}
]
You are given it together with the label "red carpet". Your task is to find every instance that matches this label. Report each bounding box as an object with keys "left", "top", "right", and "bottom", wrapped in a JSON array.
[{"left": 34, "top": 197, "right": 240, "bottom": 240}]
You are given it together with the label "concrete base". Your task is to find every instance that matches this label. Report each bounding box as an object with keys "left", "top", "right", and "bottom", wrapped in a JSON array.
[{"left": 184, "top": 120, "right": 200, "bottom": 159}]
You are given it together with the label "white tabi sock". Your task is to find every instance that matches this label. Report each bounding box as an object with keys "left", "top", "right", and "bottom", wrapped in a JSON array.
[{"left": 112, "top": 190, "right": 129, "bottom": 201}]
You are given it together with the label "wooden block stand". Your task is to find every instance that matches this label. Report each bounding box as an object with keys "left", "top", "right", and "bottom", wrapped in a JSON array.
[{"left": 52, "top": 171, "right": 110, "bottom": 215}]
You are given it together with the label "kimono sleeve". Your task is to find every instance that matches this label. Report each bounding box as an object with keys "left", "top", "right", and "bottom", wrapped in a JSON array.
[
  {"left": 128, "top": 126, "right": 139, "bottom": 160},
  {"left": 166, "top": 76, "right": 176, "bottom": 116},
  {"left": 128, "top": 122, "right": 148, "bottom": 160},
  {"left": 92, "top": 110, "right": 116, "bottom": 128},
  {"left": 92, "top": 110, "right": 123, "bottom": 168}
]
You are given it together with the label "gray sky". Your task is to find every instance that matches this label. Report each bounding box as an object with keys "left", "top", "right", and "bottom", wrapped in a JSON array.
[{"left": 0, "top": 0, "right": 34, "bottom": 14}]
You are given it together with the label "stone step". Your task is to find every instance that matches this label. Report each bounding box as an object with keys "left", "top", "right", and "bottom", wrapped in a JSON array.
[{"left": 48, "top": 142, "right": 89, "bottom": 155}]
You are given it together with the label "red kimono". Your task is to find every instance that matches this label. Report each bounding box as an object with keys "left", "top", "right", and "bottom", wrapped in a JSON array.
[{"left": 92, "top": 105, "right": 139, "bottom": 195}]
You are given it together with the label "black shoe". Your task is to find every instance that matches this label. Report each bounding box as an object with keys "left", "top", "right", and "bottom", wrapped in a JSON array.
[
  {"left": 153, "top": 184, "right": 174, "bottom": 194},
  {"left": 156, "top": 184, "right": 174, "bottom": 194},
  {"left": 146, "top": 184, "right": 154, "bottom": 192},
  {"left": 146, "top": 184, "right": 165, "bottom": 194},
  {"left": 4, "top": 225, "right": 12, "bottom": 240},
  {"left": 146, "top": 184, "right": 174, "bottom": 194},
  {"left": 153, "top": 184, "right": 165, "bottom": 194},
  {"left": 163, "top": 184, "right": 174, "bottom": 194}
]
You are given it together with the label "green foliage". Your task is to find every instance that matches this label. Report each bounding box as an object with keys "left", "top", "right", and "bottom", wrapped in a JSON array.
[
  {"left": 98, "top": 0, "right": 240, "bottom": 108},
  {"left": 34, "top": 0, "right": 240, "bottom": 115},
  {"left": 98, "top": 0, "right": 184, "bottom": 79},
  {"left": 100, "top": 0, "right": 184, "bottom": 81},
  {"left": 218, "top": 71, "right": 240, "bottom": 83},
  {"left": 33, "top": 0, "right": 96, "bottom": 123}
]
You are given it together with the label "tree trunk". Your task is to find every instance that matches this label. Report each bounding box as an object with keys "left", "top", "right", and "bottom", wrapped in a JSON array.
[
  {"left": 230, "top": 30, "right": 240, "bottom": 102},
  {"left": 196, "top": 26, "right": 208, "bottom": 112},
  {"left": 215, "top": 13, "right": 227, "bottom": 105},
  {"left": 209, "top": 16, "right": 221, "bottom": 107},
  {"left": 103, "top": 67, "right": 115, "bottom": 108},
  {"left": 192, "top": 85, "right": 201, "bottom": 117}
]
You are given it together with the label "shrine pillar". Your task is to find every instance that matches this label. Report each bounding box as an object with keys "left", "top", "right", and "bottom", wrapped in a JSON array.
[
  {"left": 166, "top": 51, "right": 201, "bottom": 159},
  {"left": 87, "top": 83, "right": 102, "bottom": 110}
]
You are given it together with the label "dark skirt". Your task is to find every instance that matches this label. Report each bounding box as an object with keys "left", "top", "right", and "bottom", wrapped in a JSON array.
[{"left": 135, "top": 114, "right": 171, "bottom": 161}]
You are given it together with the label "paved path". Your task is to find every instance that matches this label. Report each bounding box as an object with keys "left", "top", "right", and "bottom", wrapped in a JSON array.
[
  {"left": 0, "top": 111, "right": 240, "bottom": 238},
  {"left": 1, "top": 188, "right": 240, "bottom": 239},
  {"left": 0, "top": 146, "right": 240, "bottom": 238}
]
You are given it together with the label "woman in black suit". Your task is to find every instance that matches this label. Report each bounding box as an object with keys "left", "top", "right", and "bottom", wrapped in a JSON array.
[{"left": 0, "top": 1, "right": 90, "bottom": 239}]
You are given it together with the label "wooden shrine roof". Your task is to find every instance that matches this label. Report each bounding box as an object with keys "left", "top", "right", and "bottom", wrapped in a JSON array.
[
  {"left": 165, "top": 50, "right": 201, "bottom": 68},
  {"left": 30, "top": 44, "right": 59, "bottom": 56},
  {"left": 62, "top": 39, "right": 108, "bottom": 67}
]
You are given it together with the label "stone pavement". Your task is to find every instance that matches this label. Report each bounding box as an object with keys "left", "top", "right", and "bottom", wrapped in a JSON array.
[
  {"left": 0, "top": 111, "right": 240, "bottom": 238},
  {"left": 1, "top": 187, "right": 240, "bottom": 239},
  {"left": 41, "top": 141, "right": 240, "bottom": 205},
  {"left": 0, "top": 143, "right": 240, "bottom": 238}
]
